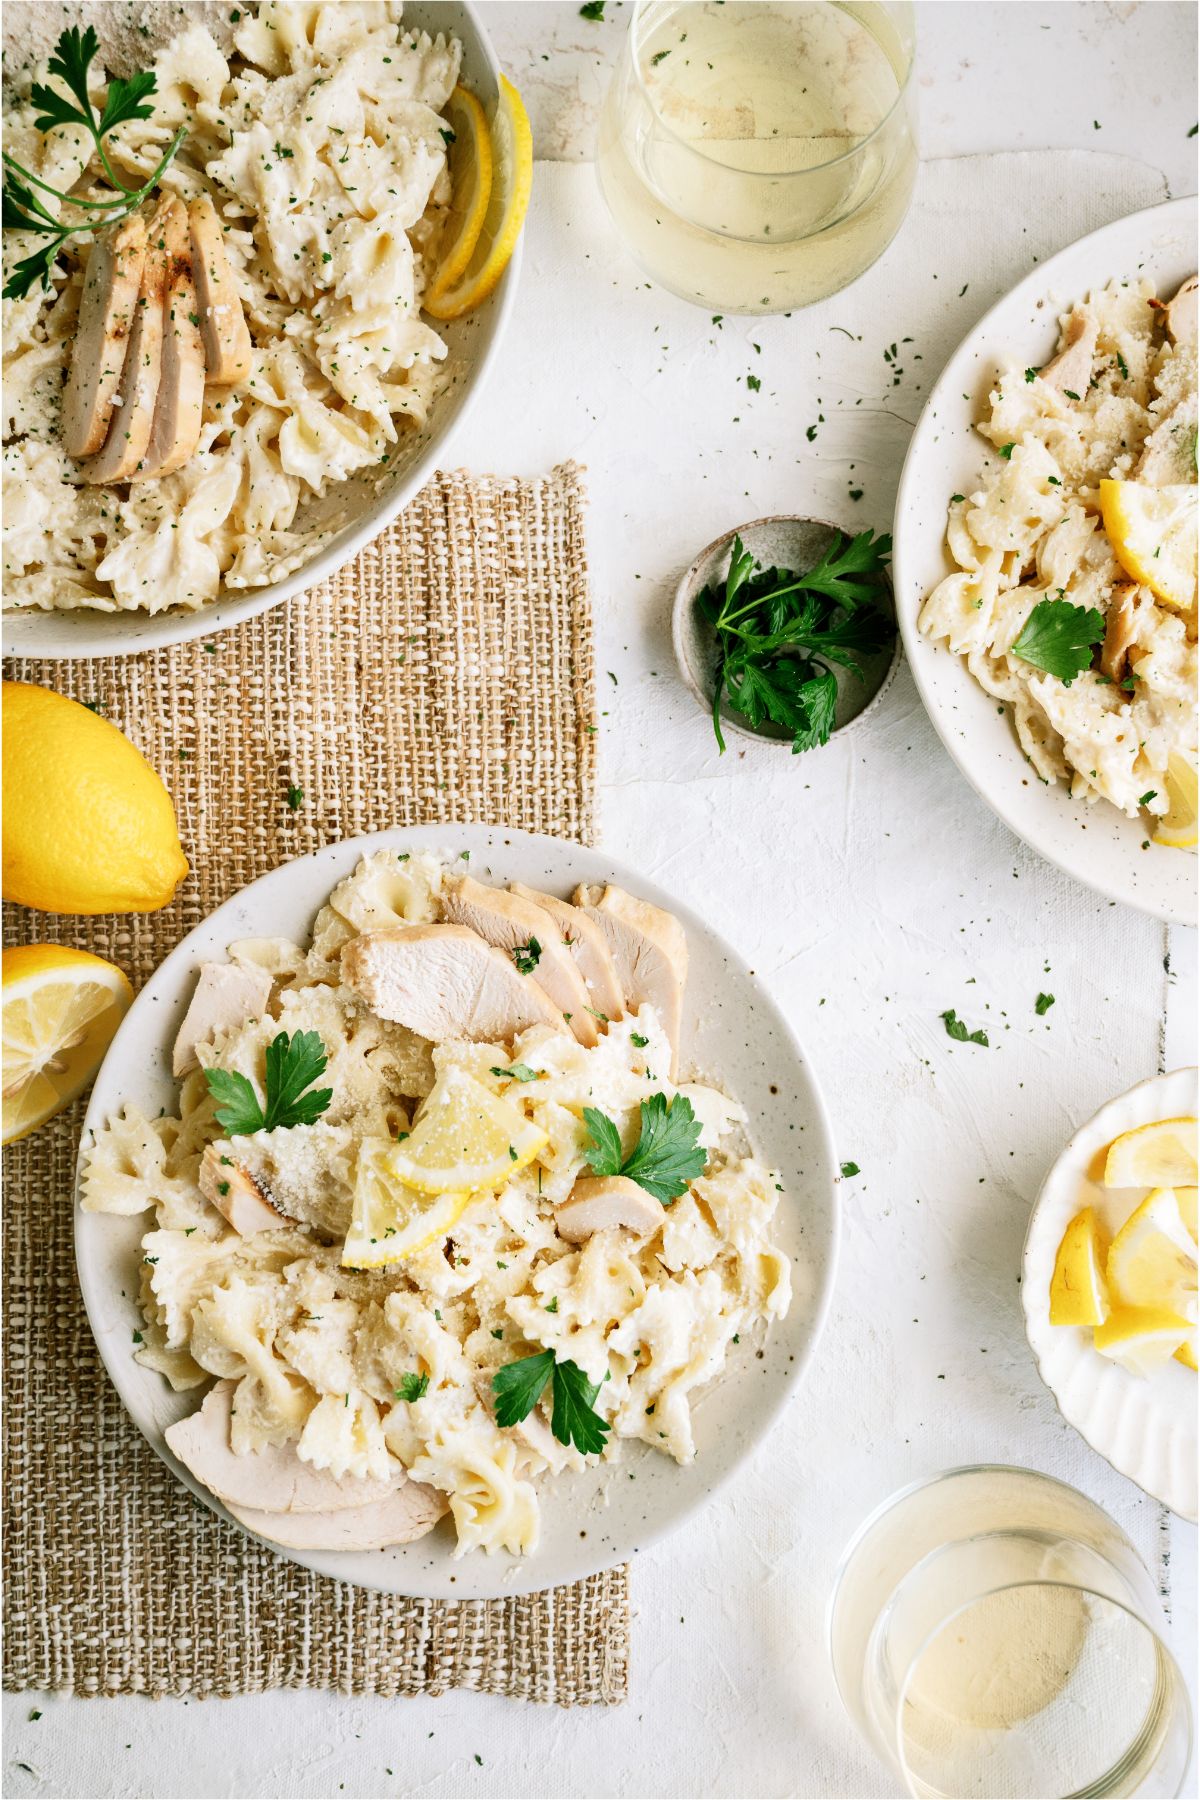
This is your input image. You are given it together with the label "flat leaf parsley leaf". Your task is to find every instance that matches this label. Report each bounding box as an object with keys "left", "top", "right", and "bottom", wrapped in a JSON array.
[
  {"left": 492, "top": 1351, "right": 610, "bottom": 1455},
  {"left": 203, "top": 1029, "right": 333, "bottom": 1135},
  {"left": 583, "top": 1092, "right": 707, "bottom": 1205},
  {"left": 511, "top": 937, "right": 542, "bottom": 975},
  {"left": 394, "top": 1372, "right": 429, "bottom": 1402},
  {"left": 1011, "top": 598, "right": 1104, "bottom": 685},
  {"left": 490, "top": 1063, "right": 540, "bottom": 1083},
  {"left": 941, "top": 1008, "right": 989, "bottom": 1048},
  {"left": 1035, "top": 993, "right": 1055, "bottom": 1016}
]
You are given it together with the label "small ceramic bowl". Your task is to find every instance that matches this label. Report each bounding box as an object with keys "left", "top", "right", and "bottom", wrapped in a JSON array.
[{"left": 672, "top": 514, "right": 901, "bottom": 750}]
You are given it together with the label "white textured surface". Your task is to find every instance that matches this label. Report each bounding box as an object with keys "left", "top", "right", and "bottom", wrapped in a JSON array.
[{"left": 5, "top": 3, "right": 1197, "bottom": 1795}]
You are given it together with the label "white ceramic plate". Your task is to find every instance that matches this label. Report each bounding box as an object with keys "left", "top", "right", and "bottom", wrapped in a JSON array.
[
  {"left": 895, "top": 196, "right": 1198, "bottom": 925},
  {"left": 75, "top": 826, "right": 839, "bottom": 1598},
  {"left": 3, "top": 1, "right": 519, "bottom": 661},
  {"left": 1022, "top": 1067, "right": 1198, "bottom": 1521}
]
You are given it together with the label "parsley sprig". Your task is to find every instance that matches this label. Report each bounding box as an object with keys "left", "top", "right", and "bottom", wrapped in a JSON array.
[
  {"left": 3, "top": 26, "right": 187, "bottom": 299},
  {"left": 492, "top": 1350, "right": 610, "bottom": 1455},
  {"left": 203, "top": 1029, "right": 333, "bottom": 1136},
  {"left": 697, "top": 529, "right": 895, "bottom": 754},
  {"left": 583, "top": 1092, "right": 706, "bottom": 1206},
  {"left": 1011, "top": 598, "right": 1104, "bottom": 686}
]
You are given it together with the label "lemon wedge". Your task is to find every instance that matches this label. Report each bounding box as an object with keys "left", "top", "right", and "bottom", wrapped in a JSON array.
[
  {"left": 385, "top": 1066, "right": 547, "bottom": 1196},
  {"left": 1176, "top": 1186, "right": 1198, "bottom": 1241},
  {"left": 424, "top": 75, "right": 532, "bottom": 320},
  {"left": 341, "top": 1139, "right": 469, "bottom": 1269},
  {"left": 1094, "top": 1304, "right": 1192, "bottom": 1376},
  {"left": 1106, "top": 1187, "right": 1197, "bottom": 1317},
  {"left": 1099, "top": 479, "right": 1197, "bottom": 611},
  {"left": 428, "top": 85, "right": 493, "bottom": 305},
  {"left": 1153, "top": 752, "right": 1198, "bottom": 852},
  {"left": 1104, "top": 1116, "right": 1198, "bottom": 1189},
  {"left": 1176, "top": 1333, "right": 1198, "bottom": 1371},
  {"left": 1049, "top": 1207, "right": 1110, "bottom": 1326},
  {"left": 3, "top": 944, "right": 132, "bottom": 1143}
]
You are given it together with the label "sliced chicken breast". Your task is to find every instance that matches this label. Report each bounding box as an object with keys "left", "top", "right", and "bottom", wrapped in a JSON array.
[
  {"left": 573, "top": 883, "right": 688, "bottom": 1077},
  {"left": 440, "top": 874, "right": 597, "bottom": 1045},
  {"left": 165, "top": 1380, "right": 404, "bottom": 1513},
  {"left": 226, "top": 1482, "right": 446, "bottom": 1550},
  {"left": 173, "top": 958, "right": 273, "bottom": 1076},
  {"left": 556, "top": 1175, "right": 664, "bottom": 1243},
  {"left": 1163, "top": 274, "right": 1197, "bottom": 346},
  {"left": 84, "top": 197, "right": 173, "bottom": 484},
  {"left": 188, "top": 194, "right": 253, "bottom": 384},
  {"left": 62, "top": 210, "right": 147, "bottom": 458},
  {"left": 341, "top": 924, "right": 563, "bottom": 1041},
  {"left": 1100, "top": 581, "right": 1140, "bottom": 683},
  {"left": 199, "top": 1143, "right": 283, "bottom": 1235},
  {"left": 1037, "top": 310, "right": 1098, "bottom": 398},
  {"left": 509, "top": 882, "right": 625, "bottom": 1021},
  {"left": 139, "top": 196, "right": 205, "bottom": 478}
]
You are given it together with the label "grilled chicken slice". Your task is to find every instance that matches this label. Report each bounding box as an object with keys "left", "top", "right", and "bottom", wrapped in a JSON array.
[
  {"left": 172, "top": 958, "right": 273, "bottom": 1076},
  {"left": 139, "top": 196, "right": 205, "bottom": 478},
  {"left": 1038, "top": 310, "right": 1098, "bottom": 398},
  {"left": 226, "top": 1484, "right": 446, "bottom": 1550},
  {"left": 165, "top": 1380, "right": 406, "bottom": 1513},
  {"left": 199, "top": 1143, "right": 283, "bottom": 1235},
  {"left": 440, "top": 875, "right": 597, "bottom": 1045},
  {"left": 556, "top": 1175, "right": 664, "bottom": 1243},
  {"left": 509, "top": 883, "right": 625, "bottom": 1021},
  {"left": 62, "top": 211, "right": 147, "bottom": 458},
  {"left": 572, "top": 884, "right": 688, "bottom": 1077},
  {"left": 1100, "top": 581, "right": 1140, "bottom": 683},
  {"left": 1164, "top": 274, "right": 1197, "bottom": 346},
  {"left": 188, "top": 194, "right": 252, "bottom": 384},
  {"left": 341, "top": 924, "right": 563, "bottom": 1041},
  {"left": 84, "top": 198, "right": 173, "bottom": 483}
]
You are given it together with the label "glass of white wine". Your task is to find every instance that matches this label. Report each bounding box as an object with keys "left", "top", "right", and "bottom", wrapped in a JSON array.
[
  {"left": 829, "top": 1466, "right": 1193, "bottom": 1799},
  {"left": 595, "top": 0, "right": 917, "bottom": 314}
]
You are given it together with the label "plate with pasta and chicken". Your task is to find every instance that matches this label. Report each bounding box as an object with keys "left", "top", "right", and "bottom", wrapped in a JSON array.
[
  {"left": 75, "top": 826, "right": 837, "bottom": 1598},
  {"left": 896, "top": 197, "right": 1197, "bottom": 923}
]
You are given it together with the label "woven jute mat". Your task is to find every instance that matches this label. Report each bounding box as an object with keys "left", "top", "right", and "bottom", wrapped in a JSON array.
[{"left": 2, "top": 461, "right": 629, "bottom": 1704}]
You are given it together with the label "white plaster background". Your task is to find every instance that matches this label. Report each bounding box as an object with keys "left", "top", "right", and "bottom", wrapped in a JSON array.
[{"left": 4, "top": 4, "right": 1197, "bottom": 1796}]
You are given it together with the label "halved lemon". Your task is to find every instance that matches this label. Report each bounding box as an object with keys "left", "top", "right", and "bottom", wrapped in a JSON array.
[
  {"left": 1153, "top": 752, "right": 1198, "bottom": 852},
  {"left": 385, "top": 1065, "right": 547, "bottom": 1196},
  {"left": 427, "top": 85, "right": 493, "bottom": 308},
  {"left": 423, "top": 75, "right": 532, "bottom": 320},
  {"left": 1093, "top": 1304, "right": 1192, "bottom": 1376},
  {"left": 3, "top": 944, "right": 132, "bottom": 1143},
  {"left": 1099, "top": 479, "right": 1197, "bottom": 611},
  {"left": 1106, "top": 1187, "right": 1197, "bottom": 1316},
  {"left": 1049, "top": 1207, "right": 1110, "bottom": 1327},
  {"left": 341, "top": 1138, "right": 469, "bottom": 1269},
  {"left": 1103, "top": 1116, "right": 1198, "bottom": 1189}
]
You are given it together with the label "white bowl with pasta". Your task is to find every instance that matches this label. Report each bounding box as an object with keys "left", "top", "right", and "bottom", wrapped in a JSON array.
[
  {"left": 2, "top": 1, "right": 519, "bottom": 660},
  {"left": 895, "top": 197, "right": 1197, "bottom": 925},
  {"left": 74, "top": 826, "right": 839, "bottom": 1599}
]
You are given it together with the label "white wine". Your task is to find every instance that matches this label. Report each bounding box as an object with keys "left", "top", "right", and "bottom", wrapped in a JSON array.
[{"left": 596, "top": 2, "right": 917, "bottom": 313}]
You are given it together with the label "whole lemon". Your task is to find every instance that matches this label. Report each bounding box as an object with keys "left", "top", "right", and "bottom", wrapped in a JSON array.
[{"left": 3, "top": 683, "right": 189, "bottom": 914}]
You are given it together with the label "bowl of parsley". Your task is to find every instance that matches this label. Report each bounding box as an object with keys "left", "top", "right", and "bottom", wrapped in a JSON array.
[{"left": 672, "top": 515, "right": 900, "bottom": 756}]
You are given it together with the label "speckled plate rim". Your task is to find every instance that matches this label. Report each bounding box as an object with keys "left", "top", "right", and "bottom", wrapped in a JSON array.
[
  {"left": 2, "top": 0, "right": 521, "bottom": 662},
  {"left": 1021, "top": 1067, "right": 1198, "bottom": 1521},
  {"left": 894, "top": 195, "right": 1198, "bottom": 926},
  {"left": 75, "top": 825, "right": 839, "bottom": 1599}
]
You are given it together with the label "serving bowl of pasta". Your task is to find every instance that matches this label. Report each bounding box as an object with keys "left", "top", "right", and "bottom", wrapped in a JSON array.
[
  {"left": 895, "top": 197, "right": 1197, "bottom": 924},
  {"left": 2, "top": 1, "right": 520, "bottom": 658},
  {"left": 75, "top": 826, "right": 838, "bottom": 1599}
]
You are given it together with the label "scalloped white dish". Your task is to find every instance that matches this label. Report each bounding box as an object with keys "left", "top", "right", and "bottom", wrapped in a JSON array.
[
  {"left": 1022, "top": 1067, "right": 1198, "bottom": 1521},
  {"left": 895, "top": 195, "right": 1198, "bottom": 925},
  {"left": 75, "top": 826, "right": 838, "bottom": 1599}
]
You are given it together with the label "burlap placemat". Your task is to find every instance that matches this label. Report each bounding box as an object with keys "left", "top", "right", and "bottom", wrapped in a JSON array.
[{"left": 2, "top": 461, "right": 629, "bottom": 1704}]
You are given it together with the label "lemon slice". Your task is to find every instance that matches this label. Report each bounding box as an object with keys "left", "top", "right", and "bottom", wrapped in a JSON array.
[
  {"left": 1153, "top": 752, "right": 1198, "bottom": 852},
  {"left": 428, "top": 85, "right": 493, "bottom": 306},
  {"left": 385, "top": 1066, "right": 547, "bottom": 1196},
  {"left": 1176, "top": 1186, "right": 1197, "bottom": 1241},
  {"left": 1099, "top": 479, "right": 1198, "bottom": 611},
  {"left": 3, "top": 944, "right": 132, "bottom": 1143},
  {"left": 1093, "top": 1304, "right": 1192, "bottom": 1376},
  {"left": 1106, "top": 1187, "right": 1197, "bottom": 1316},
  {"left": 341, "top": 1138, "right": 470, "bottom": 1269},
  {"left": 423, "top": 75, "right": 532, "bottom": 320},
  {"left": 1049, "top": 1207, "right": 1110, "bottom": 1326},
  {"left": 1103, "top": 1116, "right": 1198, "bottom": 1189}
]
